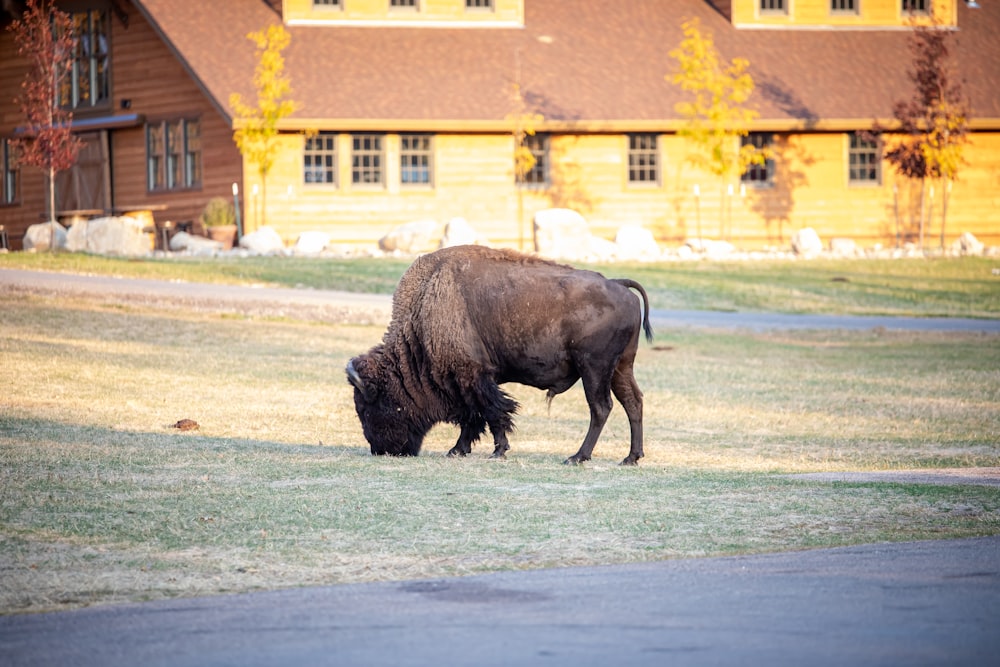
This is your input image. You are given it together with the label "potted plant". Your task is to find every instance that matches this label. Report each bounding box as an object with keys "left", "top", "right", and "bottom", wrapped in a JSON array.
[{"left": 200, "top": 197, "right": 237, "bottom": 249}]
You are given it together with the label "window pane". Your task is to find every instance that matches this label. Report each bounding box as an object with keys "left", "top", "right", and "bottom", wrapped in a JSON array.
[
  {"left": 401, "top": 134, "right": 432, "bottom": 186},
  {"left": 304, "top": 132, "right": 337, "bottom": 185},
  {"left": 849, "top": 133, "right": 880, "bottom": 183},
  {"left": 517, "top": 134, "right": 547, "bottom": 185},
  {"left": 352, "top": 134, "right": 383, "bottom": 185},
  {"left": 166, "top": 121, "right": 182, "bottom": 189},
  {"left": 147, "top": 124, "right": 164, "bottom": 190},
  {"left": 185, "top": 120, "right": 202, "bottom": 187},
  {"left": 2, "top": 139, "right": 18, "bottom": 204},
  {"left": 628, "top": 134, "right": 658, "bottom": 184},
  {"left": 741, "top": 132, "right": 775, "bottom": 185}
]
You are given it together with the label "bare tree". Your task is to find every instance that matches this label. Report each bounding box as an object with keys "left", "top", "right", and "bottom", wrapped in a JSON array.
[{"left": 8, "top": 0, "right": 82, "bottom": 247}]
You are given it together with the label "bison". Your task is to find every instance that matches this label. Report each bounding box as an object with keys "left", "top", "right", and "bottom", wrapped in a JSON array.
[{"left": 346, "top": 245, "right": 653, "bottom": 465}]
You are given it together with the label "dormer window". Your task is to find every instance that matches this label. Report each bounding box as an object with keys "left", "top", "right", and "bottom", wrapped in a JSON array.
[
  {"left": 831, "top": 0, "right": 859, "bottom": 14},
  {"left": 760, "top": 0, "right": 788, "bottom": 14}
]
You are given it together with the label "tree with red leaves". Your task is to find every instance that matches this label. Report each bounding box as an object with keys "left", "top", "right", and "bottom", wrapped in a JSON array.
[
  {"left": 7, "top": 0, "right": 83, "bottom": 246},
  {"left": 880, "top": 14, "right": 969, "bottom": 249}
]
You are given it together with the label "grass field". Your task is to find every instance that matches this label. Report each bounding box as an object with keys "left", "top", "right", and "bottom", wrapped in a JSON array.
[
  {"left": 2, "top": 252, "right": 998, "bottom": 318},
  {"left": 2, "top": 273, "right": 998, "bottom": 614}
]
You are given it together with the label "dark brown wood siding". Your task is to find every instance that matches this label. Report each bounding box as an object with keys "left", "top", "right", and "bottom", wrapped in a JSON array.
[{"left": 0, "top": 0, "right": 241, "bottom": 249}]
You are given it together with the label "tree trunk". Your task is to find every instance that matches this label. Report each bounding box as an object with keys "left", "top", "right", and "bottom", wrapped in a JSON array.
[
  {"left": 939, "top": 179, "right": 950, "bottom": 250},
  {"left": 48, "top": 165, "right": 57, "bottom": 252},
  {"left": 918, "top": 178, "right": 926, "bottom": 250}
]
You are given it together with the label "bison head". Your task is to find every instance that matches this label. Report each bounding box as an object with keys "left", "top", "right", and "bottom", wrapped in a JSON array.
[{"left": 346, "top": 353, "right": 423, "bottom": 456}]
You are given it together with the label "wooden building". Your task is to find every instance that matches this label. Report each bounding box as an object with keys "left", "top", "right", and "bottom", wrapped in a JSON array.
[{"left": 1, "top": 0, "right": 998, "bottom": 251}]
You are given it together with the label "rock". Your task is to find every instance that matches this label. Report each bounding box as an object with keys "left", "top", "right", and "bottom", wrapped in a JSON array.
[
  {"left": 169, "top": 231, "right": 223, "bottom": 254},
  {"left": 239, "top": 226, "right": 285, "bottom": 254},
  {"left": 953, "top": 232, "right": 984, "bottom": 256},
  {"left": 439, "top": 217, "right": 481, "bottom": 248},
  {"left": 684, "top": 238, "right": 735, "bottom": 258},
  {"left": 829, "top": 237, "right": 858, "bottom": 257},
  {"left": 791, "top": 227, "right": 823, "bottom": 256},
  {"left": 64, "top": 217, "right": 149, "bottom": 256},
  {"left": 379, "top": 219, "right": 441, "bottom": 254},
  {"left": 533, "top": 208, "right": 591, "bottom": 260},
  {"left": 171, "top": 419, "right": 199, "bottom": 431},
  {"left": 294, "top": 231, "right": 331, "bottom": 255},
  {"left": 615, "top": 225, "right": 660, "bottom": 261},
  {"left": 23, "top": 221, "right": 68, "bottom": 252}
]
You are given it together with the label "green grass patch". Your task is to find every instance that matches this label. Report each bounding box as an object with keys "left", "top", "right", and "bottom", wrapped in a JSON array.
[
  {"left": 1, "top": 293, "right": 998, "bottom": 613},
  {"left": 2, "top": 252, "right": 998, "bottom": 317}
]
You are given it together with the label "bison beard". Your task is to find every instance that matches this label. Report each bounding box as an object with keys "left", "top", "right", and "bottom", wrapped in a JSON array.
[{"left": 346, "top": 245, "right": 653, "bottom": 465}]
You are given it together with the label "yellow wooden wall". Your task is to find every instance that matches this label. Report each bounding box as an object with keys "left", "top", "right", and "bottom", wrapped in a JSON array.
[
  {"left": 250, "top": 129, "right": 1000, "bottom": 249},
  {"left": 731, "top": 0, "right": 956, "bottom": 27}
]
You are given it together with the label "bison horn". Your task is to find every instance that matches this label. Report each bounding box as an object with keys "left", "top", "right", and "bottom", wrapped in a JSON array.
[{"left": 346, "top": 358, "right": 364, "bottom": 391}]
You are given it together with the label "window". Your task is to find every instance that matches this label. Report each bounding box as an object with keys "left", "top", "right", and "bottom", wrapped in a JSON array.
[
  {"left": 390, "top": 0, "right": 418, "bottom": 8},
  {"left": 1, "top": 139, "right": 18, "bottom": 205},
  {"left": 760, "top": 0, "right": 787, "bottom": 13},
  {"left": 146, "top": 118, "right": 201, "bottom": 191},
  {"left": 627, "top": 134, "right": 659, "bottom": 185},
  {"left": 848, "top": 133, "right": 880, "bottom": 184},
  {"left": 59, "top": 9, "right": 110, "bottom": 110},
  {"left": 517, "top": 133, "right": 548, "bottom": 186},
  {"left": 305, "top": 132, "right": 337, "bottom": 185},
  {"left": 831, "top": 0, "right": 858, "bottom": 13},
  {"left": 902, "top": 0, "right": 928, "bottom": 12},
  {"left": 313, "top": 0, "right": 341, "bottom": 6},
  {"left": 465, "top": 0, "right": 493, "bottom": 9},
  {"left": 400, "top": 134, "right": 433, "bottom": 186},
  {"left": 741, "top": 133, "right": 775, "bottom": 185},
  {"left": 352, "top": 134, "right": 384, "bottom": 186}
]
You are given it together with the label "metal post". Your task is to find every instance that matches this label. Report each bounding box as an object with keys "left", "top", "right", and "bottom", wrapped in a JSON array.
[{"left": 232, "top": 182, "right": 243, "bottom": 244}]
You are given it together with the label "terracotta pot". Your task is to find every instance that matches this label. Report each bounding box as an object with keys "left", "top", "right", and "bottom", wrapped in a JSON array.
[{"left": 206, "top": 224, "right": 237, "bottom": 250}]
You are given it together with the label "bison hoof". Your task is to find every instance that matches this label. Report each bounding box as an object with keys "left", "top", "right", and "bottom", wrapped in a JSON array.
[
  {"left": 563, "top": 456, "right": 587, "bottom": 466},
  {"left": 619, "top": 457, "right": 640, "bottom": 466},
  {"left": 446, "top": 448, "right": 468, "bottom": 458}
]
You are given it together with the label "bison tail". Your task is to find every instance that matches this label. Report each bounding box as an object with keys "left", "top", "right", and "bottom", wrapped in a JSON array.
[{"left": 614, "top": 279, "right": 654, "bottom": 344}]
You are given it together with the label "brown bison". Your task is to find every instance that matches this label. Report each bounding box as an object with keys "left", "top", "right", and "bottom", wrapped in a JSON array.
[{"left": 346, "top": 245, "right": 653, "bottom": 465}]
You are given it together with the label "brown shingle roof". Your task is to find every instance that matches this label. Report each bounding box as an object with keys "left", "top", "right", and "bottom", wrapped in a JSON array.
[{"left": 133, "top": 0, "right": 1000, "bottom": 130}]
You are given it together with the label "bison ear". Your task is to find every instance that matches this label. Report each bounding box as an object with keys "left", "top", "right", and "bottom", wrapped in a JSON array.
[{"left": 346, "top": 358, "right": 365, "bottom": 392}]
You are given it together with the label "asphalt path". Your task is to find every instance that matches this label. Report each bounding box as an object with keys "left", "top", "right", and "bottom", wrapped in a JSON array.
[
  {"left": 2, "top": 267, "right": 999, "bottom": 332},
  {"left": 3, "top": 537, "right": 998, "bottom": 667},
  {"left": 3, "top": 267, "right": 999, "bottom": 665}
]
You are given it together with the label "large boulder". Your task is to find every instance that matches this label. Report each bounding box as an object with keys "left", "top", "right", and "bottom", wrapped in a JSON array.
[
  {"left": 953, "top": 232, "right": 984, "bottom": 256},
  {"left": 65, "top": 216, "right": 149, "bottom": 255},
  {"left": 168, "top": 231, "right": 223, "bottom": 255},
  {"left": 239, "top": 226, "right": 285, "bottom": 254},
  {"left": 829, "top": 237, "right": 859, "bottom": 257},
  {"left": 294, "top": 231, "right": 331, "bottom": 255},
  {"left": 379, "top": 219, "right": 441, "bottom": 254},
  {"left": 791, "top": 227, "right": 823, "bottom": 256},
  {"left": 439, "top": 217, "right": 481, "bottom": 248},
  {"left": 533, "top": 208, "right": 591, "bottom": 260},
  {"left": 23, "top": 221, "right": 68, "bottom": 252},
  {"left": 615, "top": 225, "right": 660, "bottom": 261}
]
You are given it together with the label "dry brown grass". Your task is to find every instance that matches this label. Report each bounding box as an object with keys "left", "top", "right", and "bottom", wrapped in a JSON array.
[{"left": 1, "top": 291, "right": 998, "bottom": 614}]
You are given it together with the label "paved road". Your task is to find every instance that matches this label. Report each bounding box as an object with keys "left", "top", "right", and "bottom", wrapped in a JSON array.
[
  {"left": 2, "top": 536, "right": 998, "bottom": 667},
  {"left": 3, "top": 267, "right": 999, "bottom": 666},
  {"left": 3, "top": 267, "right": 999, "bottom": 332}
]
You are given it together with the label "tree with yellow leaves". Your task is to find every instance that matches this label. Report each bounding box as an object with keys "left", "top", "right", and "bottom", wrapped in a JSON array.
[
  {"left": 230, "top": 24, "right": 297, "bottom": 230},
  {"left": 879, "top": 13, "right": 969, "bottom": 249},
  {"left": 669, "top": 18, "right": 764, "bottom": 241}
]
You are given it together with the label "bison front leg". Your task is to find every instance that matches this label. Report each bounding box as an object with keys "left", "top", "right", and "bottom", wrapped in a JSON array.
[{"left": 447, "top": 418, "right": 485, "bottom": 458}]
